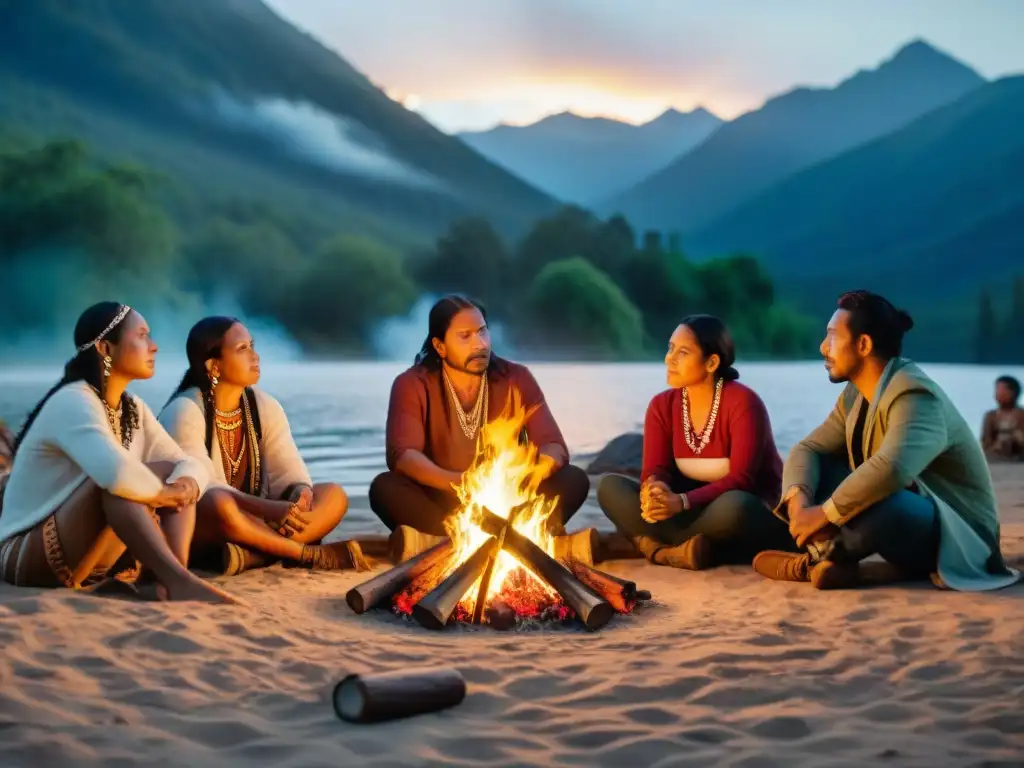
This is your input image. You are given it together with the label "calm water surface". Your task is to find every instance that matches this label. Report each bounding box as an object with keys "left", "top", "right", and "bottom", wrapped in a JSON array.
[{"left": 1, "top": 361, "right": 1019, "bottom": 531}]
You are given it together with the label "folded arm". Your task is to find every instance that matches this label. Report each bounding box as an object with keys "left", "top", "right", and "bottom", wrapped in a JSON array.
[
  {"left": 778, "top": 394, "right": 849, "bottom": 518},
  {"left": 823, "top": 391, "right": 947, "bottom": 526},
  {"left": 387, "top": 374, "right": 461, "bottom": 491}
]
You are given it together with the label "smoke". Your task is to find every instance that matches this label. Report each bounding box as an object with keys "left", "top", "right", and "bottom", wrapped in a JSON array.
[
  {"left": 209, "top": 90, "right": 443, "bottom": 191},
  {"left": 370, "top": 294, "right": 517, "bottom": 363},
  {"left": 0, "top": 264, "right": 301, "bottom": 369}
]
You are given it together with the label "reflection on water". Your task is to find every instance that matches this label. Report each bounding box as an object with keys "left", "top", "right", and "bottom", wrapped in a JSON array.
[{"left": 1, "top": 361, "right": 1019, "bottom": 531}]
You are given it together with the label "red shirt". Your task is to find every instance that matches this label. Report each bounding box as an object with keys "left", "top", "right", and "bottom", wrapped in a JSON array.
[
  {"left": 385, "top": 357, "right": 568, "bottom": 473},
  {"left": 642, "top": 380, "right": 782, "bottom": 508}
]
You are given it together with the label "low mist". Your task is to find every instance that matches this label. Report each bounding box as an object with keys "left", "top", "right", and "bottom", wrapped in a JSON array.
[
  {"left": 370, "top": 295, "right": 517, "bottom": 363},
  {"left": 209, "top": 90, "right": 443, "bottom": 191}
]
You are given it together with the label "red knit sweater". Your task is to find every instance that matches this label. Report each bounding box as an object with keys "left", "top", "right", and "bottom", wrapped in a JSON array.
[{"left": 641, "top": 381, "right": 782, "bottom": 508}]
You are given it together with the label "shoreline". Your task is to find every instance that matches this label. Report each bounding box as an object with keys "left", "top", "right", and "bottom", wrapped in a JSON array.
[{"left": 0, "top": 467, "right": 1021, "bottom": 767}]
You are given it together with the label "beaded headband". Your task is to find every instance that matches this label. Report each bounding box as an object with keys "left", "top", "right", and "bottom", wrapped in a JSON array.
[{"left": 76, "top": 304, "right": 132, "bottom": 354}]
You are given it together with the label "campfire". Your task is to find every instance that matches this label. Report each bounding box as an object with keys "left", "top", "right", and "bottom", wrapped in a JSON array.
[{"left": 347, "top": 394, "right": 650, "bottom": 631}]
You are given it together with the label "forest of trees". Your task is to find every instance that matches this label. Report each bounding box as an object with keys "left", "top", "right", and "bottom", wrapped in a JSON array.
[
  {"left": 0, "top": 137, "right": 820, "bottom": 360},
  {"left": 975, "top": 278, "right": 1024, "bottom": 364}
]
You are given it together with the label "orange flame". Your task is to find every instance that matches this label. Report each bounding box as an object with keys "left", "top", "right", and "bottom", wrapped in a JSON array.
[{"left": 444, "top": 389, "right": 561, "bottom": 618}]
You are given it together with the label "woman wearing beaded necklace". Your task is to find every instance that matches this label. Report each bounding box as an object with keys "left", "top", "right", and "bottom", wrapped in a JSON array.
[
  {"left": 597, "top": 315, "right": 795, "bottom": 569},
  {"left": 0, "top": 303, "right": 239, "bottom": 603},
  {"left": 160, "top": 317, "right": 365, "bottom": 575}
]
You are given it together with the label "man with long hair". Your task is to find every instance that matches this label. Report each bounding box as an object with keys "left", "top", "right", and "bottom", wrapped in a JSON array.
[{"left": 369, "top": 295, "right": 589, "bottom": 535}]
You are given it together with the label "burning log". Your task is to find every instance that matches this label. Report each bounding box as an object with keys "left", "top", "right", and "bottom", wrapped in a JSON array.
[
  {"left": 477, "top": 509, "right": 613, "bottom": 631},
  {"left": 470, "top": 504, "right": 528, "bottom": 625},
  {"left": 412, "top": 538, "right": 499, "bottom": 630},
  {"left": 567, "top": 562, "right": 637, "bottom": 613},
  {"left": 552, "top": 528, "right": 599, "bottom": 566},
  {"left": 389, "top": 526, "right": 446, "bottom": 564},
  {"left": 332, "top": 667, "right": 466, "bottom": 723},
  {"left": 346, "top": 539, "right": 454, "bottom": 615}
]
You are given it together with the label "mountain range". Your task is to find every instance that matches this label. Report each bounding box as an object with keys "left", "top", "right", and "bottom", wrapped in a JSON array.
[
  {"left": 0, "top": 0, "right": 555, "bottom": 240},
  {"left": 458, "top": 107, "right": 722, "bottom": 204},
  {"left": 601, "top": 40, "right": 986, "bottom": 233},
  {"left": 685, "top": 74, "right": 1024, "bottom": 358}
]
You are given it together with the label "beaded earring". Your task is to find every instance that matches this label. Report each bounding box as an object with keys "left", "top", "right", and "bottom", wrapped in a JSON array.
[{"left": 103, "top": 356, "right": 112, "bottom": 377}]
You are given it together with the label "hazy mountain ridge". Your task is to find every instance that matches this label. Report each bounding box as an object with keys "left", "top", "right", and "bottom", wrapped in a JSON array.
[
  {"left": 0, "top": 0, "right": 557, "bottom": 237},
  {"left": 602, "top": 40, "right": 986, "bottom": 233},
  {"left": 459, "top": 107, "right": 722, "bottom": 203}
]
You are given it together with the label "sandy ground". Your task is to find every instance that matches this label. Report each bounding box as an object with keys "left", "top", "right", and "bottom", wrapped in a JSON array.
[{"left": 0, "top": 466, "right": 1022, "bottom": 768}]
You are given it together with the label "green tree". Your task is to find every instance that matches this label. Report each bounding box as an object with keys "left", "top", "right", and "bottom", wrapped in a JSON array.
[
  {"left": 585, "top": 214, "right": 635, "bottom": 276},
  {"left": 416, "top": 216, "right": 508, "bottom": 306},
  {"left": 183, "top": 217, "right": 303, "bottom": 303},
  {"left": 0, "top": 139, "right": 177, "bottom": 331},
  {"left": 617, "top": 247, "right": 703, "bottom": 345},
  {"left": 976, "top": 287, "right": 997, "bottom": 363},
  {"left": 0, "top": 139, "right": 175, "bottom": 271},
  {"left": 516, "top": 205, "right": 597, "bottom": 284},
  {"left": 278, "top": 234, "right": 417, "bottom": 351},
  {"left": 1007, "top": 276, "right": 1024, "bottom": 362},
  {"left": 524, "top": 257, "right": 644, "bottom": 357}
]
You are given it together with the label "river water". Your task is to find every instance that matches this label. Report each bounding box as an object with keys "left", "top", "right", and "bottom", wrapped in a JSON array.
[{"left": 1, "top": 361, "right": 1018, "bottom": 531}]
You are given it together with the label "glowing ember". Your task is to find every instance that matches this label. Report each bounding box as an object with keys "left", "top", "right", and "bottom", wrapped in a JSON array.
[
  {"left": 444, "top": 390, "right": 562, "bottom": 619},
  {"left": 391, "top": 391, "right": 565, "bottom": 626}
]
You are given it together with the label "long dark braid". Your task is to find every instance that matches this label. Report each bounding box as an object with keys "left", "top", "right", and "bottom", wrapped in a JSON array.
[
  {"left": 167, "top": 316, "right": 240, "bottom": 455},
  {"left": 13, "top": 302, "right": 137, "bottom": 458}
]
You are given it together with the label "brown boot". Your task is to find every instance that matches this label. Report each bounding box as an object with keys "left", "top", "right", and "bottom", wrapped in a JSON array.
[
  {"left": 222, "top": 544, "right": 274, "bottom": 577},
  {"left": 809, "top": 560, "right": 860, "bottom": 589},
  {"left": 812, "top": 560, "right": 918, "bottom": 590},
  {"left": 597, "top": 532, "right": 645, "bottom": 562},
  {"left": 753, "top": 550, "right": 812, "bottom": 582},
  {"left": 634, "top": 534, "right": 717, "bottom": 571},
  {"left": 297, "top": 540, "right": 370, "bottom": 571}
]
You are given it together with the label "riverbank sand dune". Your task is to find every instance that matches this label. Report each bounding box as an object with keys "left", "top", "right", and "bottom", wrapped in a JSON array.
[{"left": 1, "top": 464, "right": 1021, "bottom": 767}]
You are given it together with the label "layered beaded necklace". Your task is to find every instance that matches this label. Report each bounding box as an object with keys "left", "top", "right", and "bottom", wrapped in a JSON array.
[
  {"left": 442, "top": 369, "right": 488, "bottom": 441},
  {"left": 215, "top": 404, "right": 246, "bottom": 485},
  {"left": 680, "top": 377, "right": 724, "bottom": 455},
  {"left": 91, "top": 386, "right": 135, "bottom": 448}
]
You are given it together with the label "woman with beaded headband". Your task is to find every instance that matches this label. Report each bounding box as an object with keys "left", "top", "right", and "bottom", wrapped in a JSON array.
[
  {"left": 597, "top": 315, "right": 795, "bottom": 569},
  {"left": 160, "top": 316, "right": 365, "bottom": 575},
  {"left": 0, "top": 302, "right": 240, "bottom": 603}
]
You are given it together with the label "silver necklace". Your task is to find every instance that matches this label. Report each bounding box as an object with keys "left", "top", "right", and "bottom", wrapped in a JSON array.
[
  {"left": 681, "top": 378, "right": 723, "bottom": 455},
  {"left": 442, "top": 369, "right": 488, "bottom": 441}
]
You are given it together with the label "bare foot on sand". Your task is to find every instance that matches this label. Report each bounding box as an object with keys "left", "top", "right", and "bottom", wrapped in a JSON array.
[{"left": 163, "top": 575, "right": 248, "bottom": 606}]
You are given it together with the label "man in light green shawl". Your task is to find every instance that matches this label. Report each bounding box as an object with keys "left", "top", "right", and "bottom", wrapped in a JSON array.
[{"left": 755, "top": 290, "right": 1019, "bottom": 591}]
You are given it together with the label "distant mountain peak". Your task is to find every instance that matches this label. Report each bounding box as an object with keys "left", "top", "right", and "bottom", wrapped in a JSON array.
[
  {"left": 644, "top": 106, "right": 720, "bottom": 127},
  {"left": 879, "top": 38, "right": 980, "bottom": 78}
]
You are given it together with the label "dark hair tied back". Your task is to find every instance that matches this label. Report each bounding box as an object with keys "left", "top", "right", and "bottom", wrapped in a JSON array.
[
  {"left": 13, "top": 302, "right": 134, "bottom": 457},
  {"left": 836, "top": 290, "right": 914, "bottom": 360},
  {"left": 678, "top": 314, "right": 739, "bottom": 382},
  {"left": 169, "top": 316, "right": 240, "bottom": 454}
]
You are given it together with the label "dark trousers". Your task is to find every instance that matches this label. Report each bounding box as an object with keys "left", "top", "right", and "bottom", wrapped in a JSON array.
[
  {"left": 596, "top": 474, "right": 796, "bottom": 560},
  {"left": 368, "top": 465, "right": 591, "bottom": 536},
  {"left": 813, "top": 457, "right": 939, "bottom": 575}
]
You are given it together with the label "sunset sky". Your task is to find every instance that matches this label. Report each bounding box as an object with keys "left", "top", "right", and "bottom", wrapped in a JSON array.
[{"left": 265, "top": 0, "right": 1024, "bottom": 133}]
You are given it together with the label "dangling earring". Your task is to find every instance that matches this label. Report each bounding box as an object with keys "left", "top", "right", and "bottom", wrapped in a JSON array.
[
  {"left": 103, "top": 356, "right": 112, "bottom": 377},
  {"left": 210, "top": 373, "right": 219, "bottom": 391}
]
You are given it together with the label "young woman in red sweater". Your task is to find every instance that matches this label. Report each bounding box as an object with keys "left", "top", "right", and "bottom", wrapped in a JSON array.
[{"left": 598, "top": 315, "right": 795, "bottom": 569}]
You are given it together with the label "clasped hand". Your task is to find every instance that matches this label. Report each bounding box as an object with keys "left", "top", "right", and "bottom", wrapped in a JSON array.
[
  {"left": 640, "top": 479, "right": 683, "bottom": 523},
  {"left": 786, "top": 495, "right": 834, "bottom": 548},
  {"left": 154, "top": 477, "right": 201, "bottom": 509}
]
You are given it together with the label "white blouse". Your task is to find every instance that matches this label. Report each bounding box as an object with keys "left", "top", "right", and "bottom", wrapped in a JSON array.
[
  {"left": 0, "top": 381, "right": 209, "bottom": 543},
  {"left": 159, "top": 387, "right": 312, "bottom": 499}
]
